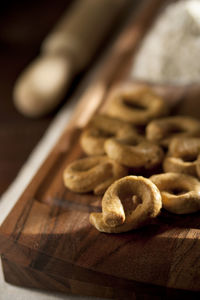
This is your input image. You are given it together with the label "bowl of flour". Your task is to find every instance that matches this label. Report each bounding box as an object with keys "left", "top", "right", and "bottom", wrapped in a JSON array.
[{"left": 131, "top": 0, "right": 200, "bottom": 87}]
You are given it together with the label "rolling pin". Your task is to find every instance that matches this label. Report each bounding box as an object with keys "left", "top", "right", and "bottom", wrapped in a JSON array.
[{"left": 13, "top": 0, "right": 128, "bottom": 117}]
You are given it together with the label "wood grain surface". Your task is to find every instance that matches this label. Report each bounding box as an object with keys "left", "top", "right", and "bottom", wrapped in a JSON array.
[{"left": 1, "top": 0, "right": 200, "bottom": 299}]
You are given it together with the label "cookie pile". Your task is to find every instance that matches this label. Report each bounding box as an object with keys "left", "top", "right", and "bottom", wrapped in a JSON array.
[{"left": 63, "top": 84, "right": 200, "bottom": 233}]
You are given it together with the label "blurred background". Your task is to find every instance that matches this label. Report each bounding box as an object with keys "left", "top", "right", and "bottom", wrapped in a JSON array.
[
  {"left": 3, "top": 0, "right": 199, "bottom": 197},
  {"left": 0, "top": 0, "right": 134, "bottom": 196},
  {"left": 0, "top": 0, "right": 73, "bottom": 195}
]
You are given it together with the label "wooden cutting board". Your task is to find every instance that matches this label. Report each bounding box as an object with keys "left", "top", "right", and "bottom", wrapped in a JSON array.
[{"left": 1, "top": 0, "right": 200, "bottom": 299}]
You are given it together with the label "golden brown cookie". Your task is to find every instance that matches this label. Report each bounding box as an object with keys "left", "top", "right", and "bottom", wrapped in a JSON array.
[
  {"left": 163, "top": 137, "right": 200, "bottom": 177},
  {"left": 196, "top": 154, "right": 200, "bottom": 179},
  {"left": 146, "top": 116, "right": 200, "bottom": 147},
  {"left": 163, "top": 156, "right": 197, "bottom": 177},
  {"left": 90, "top": 176, "right": 162, "bottom": 233},
  {"left": 104, "top": 136, "right": 164, "bottom": 169},
  {"left": 80, "top": 114, "right": 137, "bottom": 156},
  {"left": 106, "top": 85, "right": 168, "bottom": 125},
  {"left": 169, "top": 137, "right": 200, "bottom": 158},
  {"left": 63, "top": 155, "right": 128, "bottom": 195},
  {"left": 150, "top": 172, "right": 200, "bottom": 214}
]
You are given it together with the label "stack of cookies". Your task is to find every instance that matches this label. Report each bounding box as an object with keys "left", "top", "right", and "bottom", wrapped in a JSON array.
[{"left": 63, "top": 84, "right": 200, "bottom": 233}]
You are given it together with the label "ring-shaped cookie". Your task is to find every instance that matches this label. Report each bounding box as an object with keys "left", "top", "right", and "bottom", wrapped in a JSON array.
[
  {"left": 169, "top": 137, "right": 200, "bottom": 158},
  {"left": 106, "top": 86, "right": 168, "bottom": 125},
  {"left": 63, "top": 155, "right": 128, "bottom": 195},
  {"left": 163, "top": 137, "right": 200, "bottom": 177},
  {"left": 196, "top": 154, "right": 200, "bottom": 179},
  {"left": 80, "top": 114, "right": 138, "bottom": 156},
  {"left": 146, "top": 116, "right": 200, "bottom": 147},
  {"left": 89, "top": 176, "right": 162, "bottom": 233},
  {"left": 104, "top": 136, "right": 164, "bottom": 169},
  {"left": 163, "top": 156, "right": 197, "bottom": 177},
  {"left": 150, "top": 172, "right": 200, "bottom": 214}
]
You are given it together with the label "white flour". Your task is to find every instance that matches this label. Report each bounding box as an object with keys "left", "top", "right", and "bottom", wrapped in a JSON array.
[{"left": 131, "top": 0, "right": 200, "bottom": 84}]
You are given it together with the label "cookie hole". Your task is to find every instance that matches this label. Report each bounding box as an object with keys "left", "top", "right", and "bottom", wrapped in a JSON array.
[
  {"left": 182, "top": 155, "right": 197, "bottom": 163},
  {"left": 118, "top": 186, "right": 142, "bottom": 216},
  {"left": 122, "top": 98, "right": 146, "bottom": 110},
  {"left": 125, "top": 195, "right": 142, "bottom": 216},
  {"left": 168, "top": 126, "right": 185, "bottom": 134},
  {"left": 125, "top": 140, "right": 139, "bottom": 146},
  {"left": 169, "top": 188, "right": 188, "bottom": 196},
  {"left": 93, "top": 129, "right": 114, "bottom": 138},
  {"left": 119, "top": 138, "right": 141, "bottom": 147}
]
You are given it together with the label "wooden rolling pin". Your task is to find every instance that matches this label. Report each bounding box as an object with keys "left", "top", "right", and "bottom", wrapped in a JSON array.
[{"left": 13, "top": 0, "right": 128, "bottom": 117}]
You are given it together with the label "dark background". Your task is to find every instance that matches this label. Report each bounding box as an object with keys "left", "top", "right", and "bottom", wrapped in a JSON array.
[
  {"left": 0, "top": 0, "right": 135, "bottom": 196},
  {"left": 0, "top": 0, "right": 77, "bottom": 195}
]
